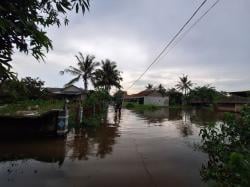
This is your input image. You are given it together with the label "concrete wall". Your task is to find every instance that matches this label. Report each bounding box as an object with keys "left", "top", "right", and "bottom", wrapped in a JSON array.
[
  {"left": 0, "top": 110, "right": 60, "bottom": 137},
  {"left": 215, "top": 103, "right": 246, "bottom": 113},
  {"left": 144, "top": 96, "right": 169, "bottom": 106}
]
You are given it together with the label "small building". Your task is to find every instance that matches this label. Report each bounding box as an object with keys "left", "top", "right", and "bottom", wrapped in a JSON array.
[
  {"left": 229, "top": 90, "right": 250, "bottom": 98},
  {"left": 45, "top": 85, "right": 87, "bottom": 100},
  {"left": 124, "top": 89, "right": 169, "bottom": 107},
  {"left": 215, "top": 95, "right": 250, "bottom": 113}
]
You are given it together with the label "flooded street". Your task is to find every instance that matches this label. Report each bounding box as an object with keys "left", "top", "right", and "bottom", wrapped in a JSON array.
[{"left": 0, "top": 107, "right": 224, "bottom": 187}]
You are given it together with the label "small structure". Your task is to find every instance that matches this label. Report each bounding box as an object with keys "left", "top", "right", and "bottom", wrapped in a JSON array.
[
  {"left": 229, "top": 90, "right": 250, "bottom": 98},
  {"left": 0, "top": 109, "right": 68, "bottom": 137},
  {"left": 214, "top": 91, "right": 250, "bottom": 112},
  {"left": 45, "top": 85, "right": 86, "bottom": 100},
  {"left": 124, "top": 89, "right": 169, "bottom": 107},
  {"left": 215, "top": 95, "right": 250, "bottom": 113}
]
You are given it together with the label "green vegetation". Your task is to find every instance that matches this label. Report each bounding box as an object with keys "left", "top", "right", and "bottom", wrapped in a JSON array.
[
  {"left": 167, "top": 88, "right": 183, "bottom": 106},
  {"left": 0, "top": 0, "right": 90, "bottom": 85},
  {"left": 125, "top": 102, "right": 159, "bottom": 111},
  {"left": 188, "top": 84, "right": 223, "bottom": 104},
  {"left": 157, "top": 84, "right": 167, "bottom": 96},
  {"left": 0, "top": 77, "right": 46, "bottom": 103},
  {"left": 81, "top": 90, "right": 111, "bottom": 126},
  {"left": 0, "top": 100, "right": 64, "bottom": 116},
  {"left": 176, "top": 74, "right": 193, "bottom": 103},
  {"left": 199, "top": 107, "right": 250, "bottom": 186},
  {"left": 93, "top": 59, "right": 123, "bottom": 93}
]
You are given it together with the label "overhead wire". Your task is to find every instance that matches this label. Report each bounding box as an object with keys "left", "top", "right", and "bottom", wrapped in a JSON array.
[
  {"left": 158, "top": 0, "right": 221, "bottom": 62},
  {"left": 126, "top": 0, "right": 209, "bottom": 91}
]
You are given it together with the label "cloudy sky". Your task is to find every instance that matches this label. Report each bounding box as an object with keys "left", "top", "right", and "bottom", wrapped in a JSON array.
[{"left": 12, "top": 0, "right": 250, "bottom": 94}]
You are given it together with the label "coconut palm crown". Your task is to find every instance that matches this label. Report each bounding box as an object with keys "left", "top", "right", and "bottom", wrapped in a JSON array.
[
  {"left": 157, "top": 84, "right": 167, "bottom": 96},
  {"left": 93, "top": 59, "right": 122, "bottom": 92},
  {"left": 176, "top": 74, "right": 193, "bottom": 96},
  {"left": 60, "top": 52, "right": 99, "bottom": 90}
]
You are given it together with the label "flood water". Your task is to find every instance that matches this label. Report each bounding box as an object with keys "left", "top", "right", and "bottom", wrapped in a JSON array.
[{"left": 0, "top": 107, "right": 225, "bottom": 187}]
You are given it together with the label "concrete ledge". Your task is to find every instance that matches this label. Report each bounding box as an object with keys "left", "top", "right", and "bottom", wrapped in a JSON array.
[{"left": 0, "top": 110, "right": 61, "bottom": 137}]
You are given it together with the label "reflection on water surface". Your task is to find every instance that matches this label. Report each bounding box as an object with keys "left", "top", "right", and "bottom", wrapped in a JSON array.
[{"left": 0, "top": 107, "right": 225, "bottom": 187}]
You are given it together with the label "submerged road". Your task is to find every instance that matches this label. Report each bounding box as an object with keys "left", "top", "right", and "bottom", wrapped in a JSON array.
[{"left": 0, "top": 107, "right": 221, "bottom": 187}]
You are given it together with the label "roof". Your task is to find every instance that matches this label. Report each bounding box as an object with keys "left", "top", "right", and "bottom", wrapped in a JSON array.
[
  {"left": 45, "top": 85, "right": 86, "bottom": 95},
  {"left": 124, "top": 89, "right": 165, "bottom": 99},
  {"left": 45, "top": 87, "right": 62, "bottom": 93},
  {"left": 229, "top": 90, "right": 250, "bottom": 94},
  {"left": 229, "top": 90, "right": 250, "bottom": 98},
  {"left": 217, "top": 95, "right": 250, "bottom": 104}
]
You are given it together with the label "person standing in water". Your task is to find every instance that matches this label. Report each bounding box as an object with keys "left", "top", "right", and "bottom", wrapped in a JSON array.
[{"left": 113, "top": 90, "right": 124, "bottom": 114}]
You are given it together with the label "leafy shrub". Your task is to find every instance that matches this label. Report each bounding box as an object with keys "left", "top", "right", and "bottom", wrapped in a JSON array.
[
  {"left": 125, "top": 102, "right": 135, "bottom": 108},
  {"left": 125, "top": 102, "right": 159, "bottom": 111},
  {"left": 199, "top": 107, "right": 250, "bottom": 186},
  {"left": 0, "top": 77, "right": 45, "bottom": 103},
  {"left": 188, "top": 85, "right": 222, "bottom": 104},
  {"left": 82, "top": 90, "right": 111, "bottom": 126}
]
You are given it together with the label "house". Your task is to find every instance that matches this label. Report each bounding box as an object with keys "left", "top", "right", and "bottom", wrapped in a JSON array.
[
  {"left": 124, "top": 89, "right": 169, "bottom": 107},
  {"left": 44, "top": 85, "right": 87, "bottom": 100},
  {"left": 213, "top": 90, "right": 250, "bottom": 112},
  {"left": 229, "top": 90, "right": 250, "bottom": 98},
  {"left": 215, "top": 95, "right": 250, "bottom": 112}
]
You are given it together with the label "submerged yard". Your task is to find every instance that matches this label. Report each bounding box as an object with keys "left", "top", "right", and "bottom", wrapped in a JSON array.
[
  {"left": 0, "top": 100, "right": 64, "bottom": 116},
  {"left": 0, "top": 107, "right": 225, "bottom": 187}
]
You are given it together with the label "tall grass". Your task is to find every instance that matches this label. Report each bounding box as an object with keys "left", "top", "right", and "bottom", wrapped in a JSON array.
[{"left": 124, "top": 102, "right": 159, "bottom": 111}]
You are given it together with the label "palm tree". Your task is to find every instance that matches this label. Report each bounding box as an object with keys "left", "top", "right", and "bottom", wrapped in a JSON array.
[
  {"left": 157, "top": 84, "right": 167, "bottom": 96},
  {"left": 176, "top": 75, "right": 193, "bottom": 103},
  {"left": 146, "top": 83, "right": 153, "bottom": 90},
  {"left": 93, "top": 59, "right": 122, "bottom": 93},
  {"left": 60, "top": 52, "right": 99, "bottom": 90}
]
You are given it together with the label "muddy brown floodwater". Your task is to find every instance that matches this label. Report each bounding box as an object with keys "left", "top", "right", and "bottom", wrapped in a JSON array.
[{"left": 0, "top": 107, "right": 225, "bottom": 187}]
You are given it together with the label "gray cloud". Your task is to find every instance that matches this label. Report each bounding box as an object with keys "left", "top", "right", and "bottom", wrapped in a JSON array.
[{"left": 11, "top": 0, "right": 250, "bottom": 93}]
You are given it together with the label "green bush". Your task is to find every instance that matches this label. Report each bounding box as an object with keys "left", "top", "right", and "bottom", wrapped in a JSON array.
[
  {"left": 0, "top": 77, "right": 45, "bottom": 103},
  {"left": 199, "top": 107, "right": 250, "bottom": 186},
  {"left": 125, "top": 102, "right": 135, "bottom": 108},
  {"left": 81, "top": 90, "right": 111, "bottom": 126},
  {"left": 125, "top": 102, "right": 159, "bottom": 111}
]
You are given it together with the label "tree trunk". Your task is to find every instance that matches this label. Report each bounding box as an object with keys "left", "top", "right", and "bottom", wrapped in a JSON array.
[
  {"left": 84, "top": 78, "right": 88, "bottom": 90},
  {"left": 182, "top": 89, "right": 187, "bottom": 105}
]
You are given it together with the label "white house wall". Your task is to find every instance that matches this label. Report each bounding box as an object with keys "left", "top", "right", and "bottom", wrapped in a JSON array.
[{"left": 143, "top": 96, "right": 169, "bottom": 106}]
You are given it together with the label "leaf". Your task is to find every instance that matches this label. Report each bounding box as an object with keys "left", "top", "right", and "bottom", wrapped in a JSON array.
[{"left": 76, "top": 3, "right": 79, "bottom": 13}]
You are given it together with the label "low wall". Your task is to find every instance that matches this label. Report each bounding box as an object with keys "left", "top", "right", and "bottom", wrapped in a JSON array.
[
  {"left": 215, "top": 103, "right": 246, "bottom": 113},
  {"left": 0, "top": 110, "right": 60, "bottom": 137}
]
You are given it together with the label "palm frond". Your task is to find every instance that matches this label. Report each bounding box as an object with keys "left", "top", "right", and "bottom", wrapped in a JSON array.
[{"left": 65, "top": 75, "right": 81, "bottom": 87}]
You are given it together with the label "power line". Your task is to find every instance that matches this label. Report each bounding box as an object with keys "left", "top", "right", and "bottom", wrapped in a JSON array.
[
  {"left": 126, "top": 0, "right": 208, "bottom": 91},
  {"left": 158, "top": 0, "right": 220, "bottom": 62}
]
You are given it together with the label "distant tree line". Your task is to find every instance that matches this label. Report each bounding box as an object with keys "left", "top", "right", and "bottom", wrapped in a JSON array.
[{"left": 144, "top": 74, "right": 225, "bottom": 106}]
